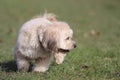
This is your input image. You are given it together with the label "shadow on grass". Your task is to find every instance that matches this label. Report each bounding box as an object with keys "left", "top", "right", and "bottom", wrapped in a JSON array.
[
  {"left": 0, "top": 60, "right": 33, "bottom": 72},
  {"left": 0, "top": 60, "right": 17, "bottom": 72}
]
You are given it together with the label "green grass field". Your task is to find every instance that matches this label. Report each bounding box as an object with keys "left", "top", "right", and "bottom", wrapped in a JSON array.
[{"left": 0, "top": 0, "right": 120, "bottom": 80}]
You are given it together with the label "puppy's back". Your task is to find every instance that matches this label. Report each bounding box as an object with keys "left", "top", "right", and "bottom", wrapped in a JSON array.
[{"left": 15, "top": 13, "right": 57, "bottom": 58}]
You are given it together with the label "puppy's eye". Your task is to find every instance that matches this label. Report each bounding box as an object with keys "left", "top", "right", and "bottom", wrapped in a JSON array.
[{"left": 66, "top": 37, "right": 70, "bottom": 40}]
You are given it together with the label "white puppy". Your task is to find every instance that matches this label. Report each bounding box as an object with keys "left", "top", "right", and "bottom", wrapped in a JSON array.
[{"left": 14, "top": 13, "right": 76, "bottom": 72}]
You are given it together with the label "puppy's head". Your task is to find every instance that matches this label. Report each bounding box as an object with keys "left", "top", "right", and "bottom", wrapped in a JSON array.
[
  {"left": 55, "top": 22, "right": 76, "bottom": 54},
  {"left": 38, "top": 22, "right": 76, "bottom": 54}
]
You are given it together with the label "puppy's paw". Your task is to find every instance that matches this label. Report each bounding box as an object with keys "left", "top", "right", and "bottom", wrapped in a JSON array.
[
  {"left": 55, "top": 58, "right": 64, "bottom": 64},
  {"left": 17, "top": 60, "right": 29, "bottom": 72},
  {"left": 33, "top": 66, "right": 48, "bottom": 73},
  {"left": 55, "top": 53, "right": 66, "bottom": 64}
]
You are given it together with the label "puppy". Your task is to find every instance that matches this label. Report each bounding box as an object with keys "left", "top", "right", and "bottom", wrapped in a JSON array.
[{"left": 14, "top": 13, "right": 76, "bottom": 72}]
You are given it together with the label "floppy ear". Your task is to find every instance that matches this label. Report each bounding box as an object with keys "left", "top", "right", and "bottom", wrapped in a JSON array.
[{"left": 38, "top": 27, "right": 58, "bottom": 52}]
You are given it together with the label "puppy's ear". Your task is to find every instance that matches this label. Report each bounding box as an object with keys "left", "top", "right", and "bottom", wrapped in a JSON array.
[{"left": 38, "top": 27, "right": 58, "bottom": 52}]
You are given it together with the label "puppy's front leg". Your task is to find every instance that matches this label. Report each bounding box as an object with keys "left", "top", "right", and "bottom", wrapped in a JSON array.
[
  {"left": 33, "top": 56, "right": 52, "bottom": 73},
  {"left": 54, "top": 53, "right": 66, "bottom": 64}
]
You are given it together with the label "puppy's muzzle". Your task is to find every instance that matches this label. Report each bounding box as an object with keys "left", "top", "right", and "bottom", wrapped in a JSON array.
[
  {"left": 73, "top": 41, "right": 77, "bottom": 48},
  {"left": 73, "top": 44, "right": 76, "bottom": 48},
  {"left": 58, "top": 48, "right": 70, "bottom": 53}
]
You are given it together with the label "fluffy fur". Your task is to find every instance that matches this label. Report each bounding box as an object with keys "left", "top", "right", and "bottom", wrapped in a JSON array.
[{"left": 14, "top": 13, "right": 76, "bottom": 72}]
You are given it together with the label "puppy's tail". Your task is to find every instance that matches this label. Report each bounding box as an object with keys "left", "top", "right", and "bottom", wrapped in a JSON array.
[{"left": 43, "top": 12, "right": 57, "bottom": 22}]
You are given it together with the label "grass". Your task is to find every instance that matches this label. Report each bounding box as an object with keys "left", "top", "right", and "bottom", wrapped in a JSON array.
[{"left": 0, "top": 0, "right": 120, "bottom": 80}]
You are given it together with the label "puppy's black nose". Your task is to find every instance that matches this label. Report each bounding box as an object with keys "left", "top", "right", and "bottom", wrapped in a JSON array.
[{"left": 74, "top": 44, "right": 77, "bottom": 48}]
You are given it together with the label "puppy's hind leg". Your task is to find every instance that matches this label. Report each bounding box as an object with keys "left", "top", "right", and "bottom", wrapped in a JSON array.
[
  {"left": 15, "top": 51, "right": 30, "bottom": 72},
  {"left": 33, "top": 56, "right": 52, "bottom": 73}
]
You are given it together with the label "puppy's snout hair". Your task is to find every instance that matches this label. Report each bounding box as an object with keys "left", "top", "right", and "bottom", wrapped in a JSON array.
[{"left": 14, "top": 13, "right": 75, "bottom": 72}]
